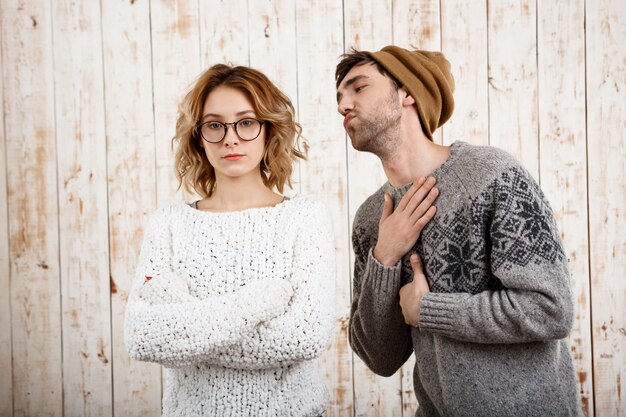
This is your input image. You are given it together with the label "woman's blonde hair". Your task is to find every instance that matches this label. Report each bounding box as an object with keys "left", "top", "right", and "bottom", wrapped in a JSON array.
[{"left": 173, "top": 64, "right": 306, "bottom": 197}]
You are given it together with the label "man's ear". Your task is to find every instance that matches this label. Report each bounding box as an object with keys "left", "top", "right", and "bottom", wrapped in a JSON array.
[{"left": 400, "top": 88, "right": 415, "bottom": 106}]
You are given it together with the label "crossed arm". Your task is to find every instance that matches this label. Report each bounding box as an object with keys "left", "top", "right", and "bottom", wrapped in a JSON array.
[{"left": 124, "top": 204, "right": 336, "bottom": 369}]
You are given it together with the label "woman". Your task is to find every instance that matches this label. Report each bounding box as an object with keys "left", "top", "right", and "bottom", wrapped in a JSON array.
[{"left": 124, "top": 64, "right": 336, "bottom": 417}]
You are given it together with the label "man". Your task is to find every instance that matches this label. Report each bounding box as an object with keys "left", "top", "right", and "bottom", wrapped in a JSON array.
[{"left": 336, "top": 45, "right": 581, "bottom": 417}]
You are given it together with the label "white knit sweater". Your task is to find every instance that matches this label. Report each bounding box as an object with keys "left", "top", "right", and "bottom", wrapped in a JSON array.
[{"left": 124, "top": 196, "right": 336, "bottom": 417}]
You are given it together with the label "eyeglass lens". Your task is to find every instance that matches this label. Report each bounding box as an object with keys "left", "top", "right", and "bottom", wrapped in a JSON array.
[{"left": 200, "top": 118, "right": 262, "bottom": 143}]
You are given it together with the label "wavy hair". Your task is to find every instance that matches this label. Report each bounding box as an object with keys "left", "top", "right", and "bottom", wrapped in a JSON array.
[{"left": 173, "top": 64, "right": 306, "bottom": 197}]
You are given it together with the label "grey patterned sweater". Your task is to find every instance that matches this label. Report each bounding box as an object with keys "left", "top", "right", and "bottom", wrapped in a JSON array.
[{"left": 349, "top": 141, "right": 582, "bottom": 417}]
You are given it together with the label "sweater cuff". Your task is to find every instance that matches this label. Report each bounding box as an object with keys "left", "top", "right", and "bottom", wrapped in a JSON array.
[
  {"left": 418, "top": 293, "right": 461, "bottom": 335},
  {"left": 363, "top": 248, "right": 403, "bottom": 295}
]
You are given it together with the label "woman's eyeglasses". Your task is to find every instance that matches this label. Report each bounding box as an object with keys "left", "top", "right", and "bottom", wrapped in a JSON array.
[{"left": 196, "top": 118, "right": 265, "bottom": 143}]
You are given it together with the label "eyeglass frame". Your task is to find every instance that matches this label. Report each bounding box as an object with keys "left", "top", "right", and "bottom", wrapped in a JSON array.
[{"left": 195, "top": 118, "right": 266, "bottom": 144}]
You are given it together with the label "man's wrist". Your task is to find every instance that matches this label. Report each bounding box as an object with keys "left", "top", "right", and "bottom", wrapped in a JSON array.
[{"left": 373, "top": 246, "right": 399, "bottom": 267}]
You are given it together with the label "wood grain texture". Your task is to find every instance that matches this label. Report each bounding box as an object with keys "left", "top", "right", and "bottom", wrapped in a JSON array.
[
  {"left": 248, "top": 0, "right": 301, "bottom": 192},
  {"left": 199, "top": 0, "right": 249, "bottom": 67},
  {"left": 586, "top": 1, "right": 626, "bottom": 415},
  {"left": 151, "top": 0, "right": 201, "bottom": 206},
  {"left": 487, "top": 0, "right": 539, "bottom": 176},
  {"left": 0, "top": 2, "right": 623, "bottom": 416},
  {"left": 0, "top": 5, "right": 12, "bottom": 415},
  {"left": 440, "top": 0, "right": 489, "bottom": 146},
  {"left": 52, "top": 1, "right": 113, "bottom": 415},
  {"left": 342, "top": 1, "right": 404, "bottom": 416},
  {"left": 2, "top": 1, "right": 63, "bottom": 416},
  {"left": 101, "top": 1, "right": 161, "bottom": 415},
  {"left": 295, "top": 2, "right": 353, "bottom": 416},
  {"left": 537, "top": 1, "right": 593, "bottom": 415}
]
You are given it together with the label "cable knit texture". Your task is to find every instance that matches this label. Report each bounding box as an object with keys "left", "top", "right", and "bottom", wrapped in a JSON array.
[
  {"left": 349, "top": 141, "right": 582, "bottom": 417},
  {"left": 124, "top": 196, "right": 336, "bottom": 417}
]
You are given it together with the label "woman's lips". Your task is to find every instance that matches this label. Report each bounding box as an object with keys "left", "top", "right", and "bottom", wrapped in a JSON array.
[{"left": 223, "top": 154, "right": 244, "bottom": 161}]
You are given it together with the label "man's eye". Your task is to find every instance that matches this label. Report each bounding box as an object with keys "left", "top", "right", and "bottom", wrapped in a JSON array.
[{"left": 355, "top": 85, "right": 365, "bottom": 92}]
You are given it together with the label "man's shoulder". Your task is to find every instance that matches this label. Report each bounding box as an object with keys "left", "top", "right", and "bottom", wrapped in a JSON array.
[
  {"left": 451, "top": 142, "right": 526, "bottom": 192},
  {"left": 455, "top": 142, "right": 520, "bottom": 174}
]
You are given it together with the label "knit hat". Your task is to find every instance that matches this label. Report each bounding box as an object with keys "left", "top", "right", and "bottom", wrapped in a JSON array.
[{"left": 366, "top": 45, "right": 455, "bottom": 140}]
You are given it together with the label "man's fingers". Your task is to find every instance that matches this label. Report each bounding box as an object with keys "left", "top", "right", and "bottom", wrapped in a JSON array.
[
  {"left": 379, "top": 193, "right": 393, "bottom": 224},
  {"left": 397, "top": 177, "right": 426, "bottom": 211},
  {"left": 403, "top": 177, "right": 437, "bottom": 214},
  {"left": 411, "top": 204, "right": 437, "bottom": 231},
  {"left": 409, "top": 186, "right": 438, "bottom": 219}
]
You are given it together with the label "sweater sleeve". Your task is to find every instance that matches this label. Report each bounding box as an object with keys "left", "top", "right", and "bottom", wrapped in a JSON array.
[
  {"left": 124, "top": 207, "right": 293, "bottom": 367},
  {"left": 418, "top": 166, "right": 574, "bottom": 344},
  {"left": 348, "top": 211, "right": 413, "bottom": 377},
  {"left": 205, "top": 200, "right": 337, "bottom": 369}
]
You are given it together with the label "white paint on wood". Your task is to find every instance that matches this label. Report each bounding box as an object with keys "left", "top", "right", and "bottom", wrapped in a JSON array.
[
  {"left": 295, "top": 2, "right": 353, "bottom": 415},
  {"left": 0, "top": 2, "right": 624, "bottom": 416},
  {"left": 0, "top": 6, "right": 12, "bottom": 415},
  {"left": 586, "top": 1, "right": 626, "bottom": 415},
  {"left": 199, "top": 0, "right": 249, "bottom": 68},
  {"left": 2, "top": 1, "right": 63, "bottom": 416},
  {"left": 101, "top": 1, "right": 161, "bottom": 415},
  {"left": 537, "top": 1, "right": 594, "bottom": 415},
  {"left": 248, "top": 0, "right": 301, "bottom": 194},
  {"left": 52, "top": 1, "right": 113, "bottom": 415},
  {"left": 487, "top": 1, "right": 539, "bottom": 177},
  {"left": 151, "top": 0, "right": 201, "bottom": 207},
  {"left": 441, "top": 0, "right": 489, "bottom": 146}
]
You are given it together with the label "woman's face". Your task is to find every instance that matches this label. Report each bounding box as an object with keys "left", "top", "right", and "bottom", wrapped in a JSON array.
[{"left": 199, "top": 85, "right": 267, "bottom": 183}]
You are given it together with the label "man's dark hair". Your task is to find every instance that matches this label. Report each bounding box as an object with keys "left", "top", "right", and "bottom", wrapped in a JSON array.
[{"left": 335, "top": 48, "right": 401, "bottom": 89}]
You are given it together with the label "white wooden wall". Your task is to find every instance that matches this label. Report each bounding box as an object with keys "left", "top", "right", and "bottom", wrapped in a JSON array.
[{"left": 0, "top": 1, "right": 624, "bottom": 416}]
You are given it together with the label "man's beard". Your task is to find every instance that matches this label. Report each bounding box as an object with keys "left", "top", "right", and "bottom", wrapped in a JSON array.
[{"left": 347, "top": 88, "right": 402, "bottom": 161}]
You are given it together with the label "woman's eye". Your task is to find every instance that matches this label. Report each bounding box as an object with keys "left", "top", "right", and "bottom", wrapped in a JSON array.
[
  {"left": 207, "top": 122, "right": 223, "bottom": 130},
  {"left": 239, "top": 119, "right": 253, "bottom": 127}
]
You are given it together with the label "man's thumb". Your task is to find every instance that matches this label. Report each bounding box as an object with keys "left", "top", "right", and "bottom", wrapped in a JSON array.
[
  {"left": 380, "top": 193, "right": 393, "bottom": 223},
  {"left": 410, "top": 253, "right": 424, "bottom": 274}
]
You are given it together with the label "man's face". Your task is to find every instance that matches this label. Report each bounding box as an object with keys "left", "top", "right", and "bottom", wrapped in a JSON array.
[{"left": 336, "top": 63, "right": 402, "bottom": 157}]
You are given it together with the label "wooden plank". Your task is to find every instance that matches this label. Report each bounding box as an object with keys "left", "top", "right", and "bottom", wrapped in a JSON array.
[
  {"left": 150, "top": 1, "right": 201, "bottom": 206},
  {"left": 247, "top": 0, "right": 301, "bottom": 193},
  {"left": 440, "top": 0, "right": 489, "bottom": 146},
  {"left": 342, "top": 1, "right": 403, "bottom": 416},
  {"left": 392, "top": 0, "right": 442, "bottom": 147},
  {"left": 537, "top": 2, "right": 593, "bottom": 415},
  {"left": 586, "top": 1, "right": 626, "bottom": 415},
  {"left": 0, "top": 8, "right": 12, "bottom": 416},
  {"left": 101, "top": 1, "right": 161, "bottom": 415},
  {"left": 487, "top": 1, "right": 539, "bottom": 177},
  {"left": 295, "top": 2, "right": 353, "bottom": 416},
  {"left": 51, "top": 1, "right": 112, "bottom": 415},
  {"left": 199, "top": 0, "right": 249, "bottom": 68},
  {"left": 392, "top": 1, "right": 441, "bottom": 414},
  {"left": 248, "top": 0, "right": 298, "bottom": 103},
  {"left": 1, "top": 1, "right": 63, "bottom": 416}
]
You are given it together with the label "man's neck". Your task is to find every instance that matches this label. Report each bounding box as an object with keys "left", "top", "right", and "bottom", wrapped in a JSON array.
[{"left": 381, "top": 134, "right": 452, "bottom": 187}]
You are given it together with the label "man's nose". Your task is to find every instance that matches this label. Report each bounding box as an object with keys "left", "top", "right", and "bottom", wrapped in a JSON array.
[{"left": 337, "top": 96, "right": 353, "bottom": 116}]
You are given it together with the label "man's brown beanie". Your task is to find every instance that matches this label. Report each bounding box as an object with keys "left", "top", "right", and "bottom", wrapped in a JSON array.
[{"left": 367, "top": 45, "right": 455, "bottom": 140}]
